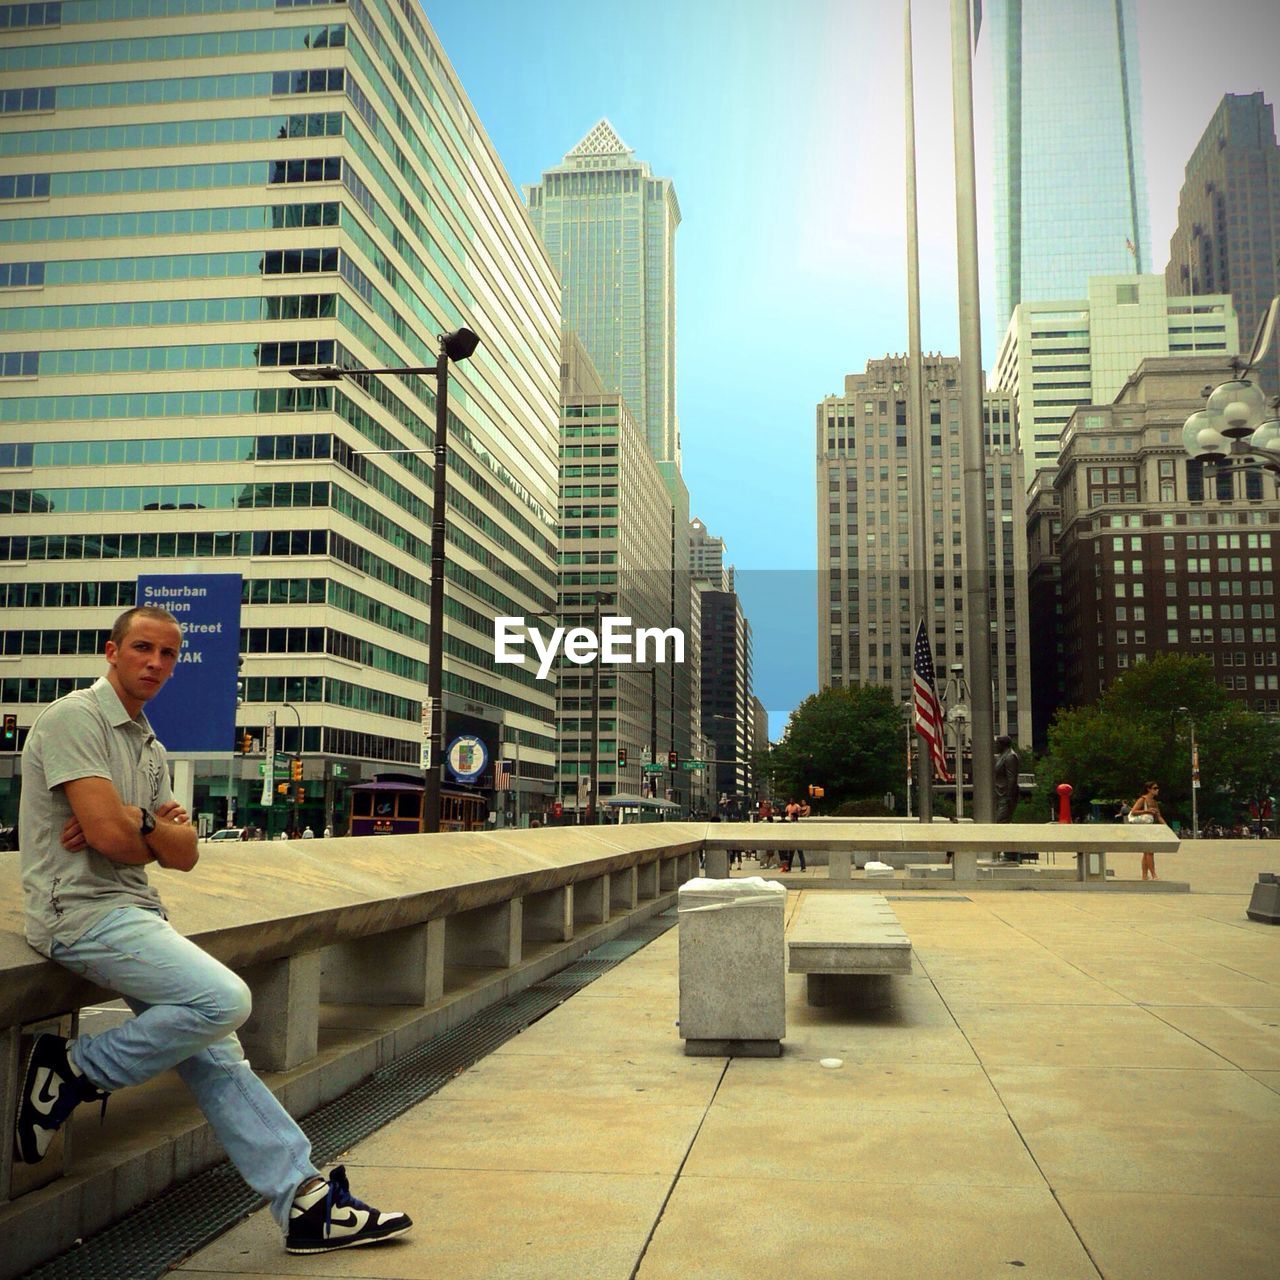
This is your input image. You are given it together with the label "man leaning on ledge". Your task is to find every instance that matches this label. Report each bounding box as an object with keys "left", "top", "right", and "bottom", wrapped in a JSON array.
[{"left": 14, "top": 604, "right": 412, "bottom": 1256}]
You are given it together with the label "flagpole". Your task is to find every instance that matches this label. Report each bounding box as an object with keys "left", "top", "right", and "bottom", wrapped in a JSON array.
[
  {"left": 950, "top": 0, "right": 995, "bottom": 820},
  {"left": 905, "top": 0, "right": 933, "bottom": 822}
]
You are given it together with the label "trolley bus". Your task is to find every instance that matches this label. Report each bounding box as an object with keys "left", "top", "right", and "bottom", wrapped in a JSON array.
[{"left": 348, "top": 777, "right": 488, "bottom": 835}]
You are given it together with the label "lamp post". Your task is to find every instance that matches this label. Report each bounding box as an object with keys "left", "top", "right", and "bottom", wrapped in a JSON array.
[
  {"left": 587, "top": 593, "right": 604, "bottom": 823},
  {"left": 280, "top": 699, "right": 302, "bottom": 836},
  {"left": 292, "top": 326, "right": 480, "bottom": 835},
  {"left": 635, "top": 665, "right": 659, "bottom": 801},
  {"left": 1177, "top": 705, "right": 1200, "bottom": 839},
  {"left": 1181, "top": 297, "right": 1280, "bottom": 475}
]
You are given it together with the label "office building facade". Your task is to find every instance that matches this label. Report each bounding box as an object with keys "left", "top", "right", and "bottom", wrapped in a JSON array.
[
  {"left": 0, "top": 0, "right": 562, "bottom": 831},
  {"left": 817, "top": 355, "right": 1031, "bottom": 748},
  {"left": 1055, "top": 357, "right": 1280, "bottom": 709},
  {"left": 556, "top": 331, "right": 680, "bottom": 812},
  {"left": 689, "top": 516, "right": 729, "bottom": 590},
  {"left": 1165, "top": 92, "right": 1280, "bottom": 403},
  {"left": 699, "top": 587, "right": 752, "bottom": 809},
  {"left": 989, "top": 0, "right": 1151, "bottom": 342},
  {"left": 526, "top": 119, "right": 681, "bottom": 464},
  {"left": 993, "top": 275, "right": 1237, "bottom": 477}
]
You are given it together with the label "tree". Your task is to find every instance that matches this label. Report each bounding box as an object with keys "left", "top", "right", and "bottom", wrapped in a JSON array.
[
  {"left": 762, "top": 684, "right": 901, "bottom": 811},
  {"left": 1040, "top": 653, "right": 1280, "bottom": 826}
]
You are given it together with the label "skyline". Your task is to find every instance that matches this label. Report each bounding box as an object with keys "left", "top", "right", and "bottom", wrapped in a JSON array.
[{"left": 426, "top": 0, "right": 1280, "bottom": 732}]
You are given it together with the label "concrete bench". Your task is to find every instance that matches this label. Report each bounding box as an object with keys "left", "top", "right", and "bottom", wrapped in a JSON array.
[
  {"left": 787, "top": 893, "right": 912, "bottom": 1008},
  {"left": 704, "top": 821, "right": 1179, "bottom": 884},
  {"left": 906, "top": 861, "right": 1076, "bottom": 881}
]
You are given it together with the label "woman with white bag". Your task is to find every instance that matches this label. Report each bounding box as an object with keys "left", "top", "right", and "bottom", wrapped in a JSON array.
[{"left": 1127, "top": 781, "right": 1163, "bottom": 880}]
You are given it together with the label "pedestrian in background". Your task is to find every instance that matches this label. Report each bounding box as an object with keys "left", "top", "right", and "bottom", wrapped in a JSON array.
[{"left": 1127, "top": 780, "right": 1163, "bottom": 881}]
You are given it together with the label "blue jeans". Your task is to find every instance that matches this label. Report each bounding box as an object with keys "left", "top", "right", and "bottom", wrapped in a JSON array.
[{"left": 50, "top": 906, "right": 319, "bottom": 1228}]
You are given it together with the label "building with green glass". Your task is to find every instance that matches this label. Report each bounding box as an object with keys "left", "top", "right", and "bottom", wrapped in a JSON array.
[
  {"left": 990, "top": 0, "right": 1151, "bottom": 347},
  {"left": 526, "top": 119, "right": 681, "bottom": 466},
  {"left": 0, "top": 0, "right": 562, "bottom": 832}
]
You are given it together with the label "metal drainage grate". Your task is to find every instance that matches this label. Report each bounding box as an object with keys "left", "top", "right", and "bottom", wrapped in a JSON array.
[
  {"left": 886, "top": 894, "right": 972, "bottom": 902},
  {"left": 20, "top": 908, "right": 679, "bottom": 1280}
]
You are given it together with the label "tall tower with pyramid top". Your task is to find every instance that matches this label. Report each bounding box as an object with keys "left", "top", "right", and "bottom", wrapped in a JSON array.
[{"left": 526, "top": 119, "right": 681, "bottom": 465}]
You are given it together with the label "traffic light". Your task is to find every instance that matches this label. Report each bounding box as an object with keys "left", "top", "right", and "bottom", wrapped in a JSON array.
[
  {"left": 240, "top": 731, "right": 252, "bottom": 755},
  {"left": 277, "top": 782, "right": 290, "bottom": 796},
  {"left": 617, "top": 747, "right": 628, "bottom": 767},
  {"left": 2, "top": 714, "right": 16, "bottom": 750},
  {"left": 296, "top": 787, "right": 306, "bottom": 803},
  {"left": 807, "top": 784, "right": 825, "bottom": 799},
  {"left": 667, "top": 750, "right": 678, "bottom": 769},
  {"left": 290, "top": 757, "right": 303, "bottom": 781}
]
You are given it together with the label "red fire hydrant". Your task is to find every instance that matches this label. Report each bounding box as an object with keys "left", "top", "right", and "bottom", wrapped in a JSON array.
[{"left": 1055, "top": 783, "right": 1073, "bottom": 824}]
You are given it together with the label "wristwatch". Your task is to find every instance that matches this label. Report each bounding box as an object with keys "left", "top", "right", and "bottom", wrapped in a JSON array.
[{"left": 139, "top": 808, "right": 157, "bottom": 837}]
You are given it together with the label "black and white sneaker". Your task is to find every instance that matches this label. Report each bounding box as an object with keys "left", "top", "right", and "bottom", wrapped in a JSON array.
[
  {"left": 285, "top": 1165, "right": 412, "bottom": 1254},
  {"left": 13, "top": 1033, "right": 108, "bottom": 1165}
]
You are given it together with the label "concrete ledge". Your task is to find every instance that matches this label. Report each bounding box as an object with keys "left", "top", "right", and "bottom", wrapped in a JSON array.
[{"left": 0, "top": 892, "right": 678, "bottom": 1279}]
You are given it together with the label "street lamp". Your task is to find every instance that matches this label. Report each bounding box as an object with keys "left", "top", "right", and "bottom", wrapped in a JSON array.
[
  {"left": 634, "top": 665, "right": 660, "bottom": 800},
  {"left": 1182, "top": 297, "right": 1280, "bottom": 474},
  {"left": 280, "top": 699, "right": 302, "bottom": 836},
  {"left": 291, "top": 327, "right": 480, "bottom": 834},
  {"left": 1177, "top": 705, "right": 1200, "bottom": 839}
]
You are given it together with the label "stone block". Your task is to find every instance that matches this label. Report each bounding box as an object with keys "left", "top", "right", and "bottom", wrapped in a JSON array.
[
  {"left": 240, "top": 951, "right": 320, "bottom": 1073},
  {"left": 1246, "top": 880, "right": 1280, "bottom": 924},
  {"left": 951, "top": 849, "right": 978, "bottom": 878},
  {"left": 827, "top": 850, "right": 852, "bottom": 880},
  {"left": 610, "top": 867, "right": 638, "bottom": 912},
  {"left": 445, "top": 900, "right": 522, "bottom": 968},
  {"left": 678, "top": 877, "right": 786, "bottom": 1055},
  {"left": 523, "top": 886, "right": 573, "bottom": 942},
  {"left": 636, "top": 860, "right": 659, "bottom": 901},
  {"left": 703, "top": 848, "right": 730, "bottom": 879},
  {"left": 573, "top": 875, "right": 609, "bottom": 927},
  {"left": 659, "top": 858, "right": 678, "bottom": 893},
  {"left": 320, "top": 919, "right": 444, "bottom": 1005}
]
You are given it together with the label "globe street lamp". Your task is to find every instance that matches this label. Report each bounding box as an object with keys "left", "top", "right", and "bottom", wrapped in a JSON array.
[
  {"left": 1182, "top": 297, "right": 1280, "bottom": 475},
  {"left": 291, "top": 326, "right": 480, "bottom": 834}
]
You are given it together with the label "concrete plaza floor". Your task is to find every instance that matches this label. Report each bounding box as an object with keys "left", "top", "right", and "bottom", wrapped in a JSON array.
[{"left": 178, "top": 842, "right": 1280, "bottom": 1280}]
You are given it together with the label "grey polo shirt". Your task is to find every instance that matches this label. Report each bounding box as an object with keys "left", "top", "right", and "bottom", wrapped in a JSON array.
[{"left": 19, "top": 677, "right": 173, "bottom": 956}]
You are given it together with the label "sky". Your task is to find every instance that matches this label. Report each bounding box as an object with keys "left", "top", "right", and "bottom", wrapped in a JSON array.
[{"left": 424, "top": 0, "right": 1280, "bottom": 734}]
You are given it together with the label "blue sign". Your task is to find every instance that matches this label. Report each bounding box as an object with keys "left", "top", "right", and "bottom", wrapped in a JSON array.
[
  {"left": 446, "top": 734, "right": 488, "bottom": 783},
  {"left": 135, "top": 574, "right": 242, "bottom": 753}
]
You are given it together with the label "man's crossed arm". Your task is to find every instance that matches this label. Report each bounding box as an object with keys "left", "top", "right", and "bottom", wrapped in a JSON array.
[{"left": 60, "top": 777, "right": 199, "bottom": 872}]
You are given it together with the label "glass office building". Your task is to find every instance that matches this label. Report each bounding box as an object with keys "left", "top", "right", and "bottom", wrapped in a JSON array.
[
  {"left": 526, "top": 119, "right": 681, "bottom": 466},
  {"left": 990, "top": 0, "right": 1152, "bottom": 342},
  {"left": 0, "top": 0, "right": 562, "bottom": 831}
]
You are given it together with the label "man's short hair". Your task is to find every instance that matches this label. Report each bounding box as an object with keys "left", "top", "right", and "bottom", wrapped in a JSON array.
[
  {"left": 995, "top": 734, "right": 1012, "bottom": 750},
  {"left": 109, "top": 605, "right": 181, "bottom": 648}
]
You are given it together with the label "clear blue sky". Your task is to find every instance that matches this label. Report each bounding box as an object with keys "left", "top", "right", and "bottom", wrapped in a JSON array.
[{"left": 425, "top": 0, "right": 1280, "bottom": 734}]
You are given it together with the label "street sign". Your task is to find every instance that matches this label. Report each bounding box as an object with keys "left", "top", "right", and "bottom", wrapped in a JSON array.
[
  {"left": 642, "top": 763, "right": 665, "bottom": 775},
  {"left": 257, "top": 761, "right": 292, "bottom": 779},
  {"left": 681, "top": 760, "right": 706, "bottom": 771},
  {"left": 331, "top": 761, "right": 349, "bottom": 779},
  {"left": 260, "top": 710, "right": 276, "bottom": 807}
]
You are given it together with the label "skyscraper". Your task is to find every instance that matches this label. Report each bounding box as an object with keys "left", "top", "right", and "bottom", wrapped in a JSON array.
[
  {"left": 816, "top": 356, "right": 1031, "bottom": 749},
  {"left": 526, "top": 120, "right": 681, "bottom": 464},
  {"left": 1166, "top": 92, "right": 1280, "bottom": 402},
  {"left": 990, "top": 0, "right": 1151, "bottom": 340},
  {"left": 993, "top": 274, "right": 1237, "bottom": 475}
]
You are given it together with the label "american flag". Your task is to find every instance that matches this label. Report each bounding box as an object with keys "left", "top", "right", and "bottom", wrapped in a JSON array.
[
  {"left": 494, "top": 759, "right": 513, "bottom": 791},
  {"left": 913, "top": 621, "right": 952, "bottom": 782}
]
